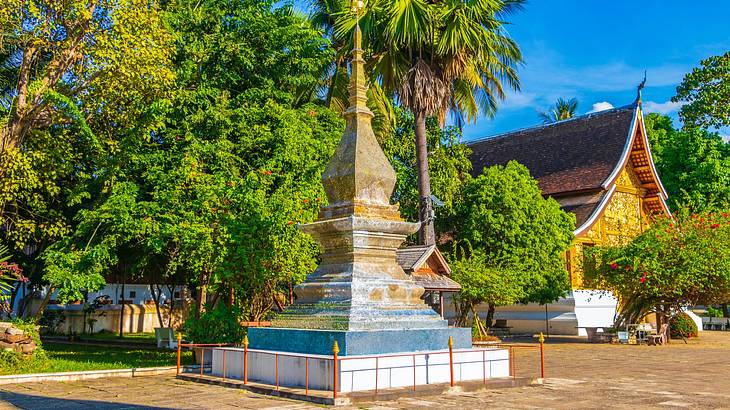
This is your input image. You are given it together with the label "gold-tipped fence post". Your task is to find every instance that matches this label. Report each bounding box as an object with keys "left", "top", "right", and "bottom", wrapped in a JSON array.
[
  {"left": 538, "top": 332, "right": 545, "bottom": 379},
  {"left": 243, "top": 335, "right": 249, "bottom": 385},
  {"left": 332, "top": 341, "right": 340, "bottom": 399},
  {"left": 448, "top": 336, "right": 454, "bottom": 387},
  {"left": 176, "top": 333, "right": 182, "bottom": 375}
]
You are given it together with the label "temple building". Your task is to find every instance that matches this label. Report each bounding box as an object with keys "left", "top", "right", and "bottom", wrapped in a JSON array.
[
  {"left": 464, "top": 100, "right": 671, "bottom": 335},
  {"left": 396, "top": 245, "right": 460, "bottom": 318}
]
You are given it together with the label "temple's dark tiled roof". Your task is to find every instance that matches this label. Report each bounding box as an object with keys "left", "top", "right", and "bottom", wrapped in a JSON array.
[{"left": 468, "top": 105, "right": 636, "bottom": 196}]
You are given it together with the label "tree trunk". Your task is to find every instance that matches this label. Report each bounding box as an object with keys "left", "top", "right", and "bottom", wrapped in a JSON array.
[
  {"left": 17, "top": 282, "right": 30, "bottom": 318},
  {"left": 7, "top": 282, "right": 21, "bottom": 319},
  {"left": 1, "top": 46, "right": 36, "bottom": 151},
  {"left": 722, "top": 304, "right": 729, "bottom": 318},
  {"left": 33, "top": 285, "right": 54, "bottom": 321},
  {"left": 227, "top": 286, "right": 234, "bottom": 308},
  {"left": 414, "top": 110, "right": 434, "bottom": 245},
  {"left": 195, "top": 271, "right": 208, "bottom": 320},
  {"left": 119, "top": 281, "right": 126, "bottom": 338},
  {"left": 150, "top": 284, "right": 164, "bottom": 328},
  {"left": 165, "top": 284, "right": 176, "bottom": 328},
  {"left": 485, "top": 304, "right": 496, "bottom": 329}
]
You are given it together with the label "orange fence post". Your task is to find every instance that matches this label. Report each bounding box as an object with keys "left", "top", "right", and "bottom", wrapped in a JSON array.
[
  {"left": 305, "top": 357, "right": 309, "bottom": 395},
  {"left": 243, "top": 335, "right": 249, "bottom": 385},
  {"left": 200, "top": 348, "right": 205, "bottom": 377},
  {"left": 538, "top": 332, "right": 545, "bottom": 379},
  {"left": 222, "top": 350, "right": 227, "bottom": 380},
  {"left": 448, "top": 336, "right": 454, "bottom": 387},
  {"left": 176, "top": 333, "right": 182, "bottom": 375},
  {"left": 375, "top": 357, "right": 379, "bottom": 394},
  {"left": 333, "top": 341, "right": 340, "bottom": 399},
  {"left": 509, "top": 346, "right": 515, "bottom": 379},
  {"left": 412, "top": 354, "right": 416, "bottom": 391}
]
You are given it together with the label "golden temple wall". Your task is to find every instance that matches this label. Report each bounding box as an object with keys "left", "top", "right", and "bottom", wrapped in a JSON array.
[{"left": 569, "top": 164, "right": 652, "bottom": 289}]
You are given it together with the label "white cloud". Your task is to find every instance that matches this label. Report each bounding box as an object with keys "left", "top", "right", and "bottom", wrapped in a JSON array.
[
  {"left": 642, "top": 100, "right": 684, "bottom": 115},
  {"left": 500, "top": 90, "right": 539, "bottom": 110},
  {"left": 588, "top": 101, "right": 614, "bottom": 113},
  {"left": 722, "top": 135, "right": 730, "bottom": 143}
]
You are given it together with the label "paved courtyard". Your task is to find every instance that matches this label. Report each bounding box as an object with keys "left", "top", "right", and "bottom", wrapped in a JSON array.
[{"left": 2, "top": 331, "right": 730, "bottom": 409}]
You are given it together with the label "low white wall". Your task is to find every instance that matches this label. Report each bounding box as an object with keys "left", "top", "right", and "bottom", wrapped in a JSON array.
[
  {"left": 210, "top": 347, "right": 510, "bottom": 393},
  {"left": 46, "top": 304, "right": 185, "bottom": 334},
  {"left": 443, "top": 291, "right": 620, "bottom": 336}
]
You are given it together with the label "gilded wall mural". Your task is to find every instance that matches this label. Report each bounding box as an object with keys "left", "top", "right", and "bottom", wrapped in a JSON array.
[{"left": 570, "top": 164, "right": 650, "bottom": 288}]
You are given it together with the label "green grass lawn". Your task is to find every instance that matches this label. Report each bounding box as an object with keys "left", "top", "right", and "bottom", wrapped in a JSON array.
[
  {"left": 0, "top": 343, "right": 194, "bottom": 375},
  {"left": 78, "top": 331, "right": 158, "bottom": 344}
]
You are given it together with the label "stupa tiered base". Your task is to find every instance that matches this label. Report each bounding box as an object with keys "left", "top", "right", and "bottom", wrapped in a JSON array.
[{"left": 247, "top": 327, "right": 471, "bottom": 356}]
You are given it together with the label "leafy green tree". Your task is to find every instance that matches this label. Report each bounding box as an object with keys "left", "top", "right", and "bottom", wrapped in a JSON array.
[
  {"left": 645, "top": 113, "right": 730, "bottom": 213},
  {"left": 0, "top": 0, "right": 174, "bottom": 150},
  {"left": 0, "top": 0, "right": 175, "bottom": 317},
  {"left": 448, "top": 247, "right": 525, "bottom": 336},
  {"left": 43, "top": 0, "right": 342, "bottom": 323},
  {"left": 325, "top": 0, "right": 523, "bottom": 245},
  {"left": 673, "top": 51, "right": 730, "bottom": 129},
  {"left": 584, "top": 211, "right": 730, "bottom": 328},
  {"left": 538, "top": 97, "right": 578, "bottom": 124},
  {"left": 451, "top": 161, "right": 575, "bottom": 329}
]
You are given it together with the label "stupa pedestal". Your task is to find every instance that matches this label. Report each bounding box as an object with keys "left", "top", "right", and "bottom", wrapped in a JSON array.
[{"left": 248, "top": 215, "right": 471, "bottom": 355}]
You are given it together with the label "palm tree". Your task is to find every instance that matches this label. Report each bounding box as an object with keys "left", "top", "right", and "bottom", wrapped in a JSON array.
[
  {"left": 315, "top": 0, "right": 523, "bottom": 245},
  {"left": 538, "top": 98, "right": 578, "bottom": 124}
]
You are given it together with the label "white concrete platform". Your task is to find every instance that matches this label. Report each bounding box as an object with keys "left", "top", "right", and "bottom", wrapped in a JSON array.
[{"left": 210, "top": 347, "right": 510, "bottom": 393}]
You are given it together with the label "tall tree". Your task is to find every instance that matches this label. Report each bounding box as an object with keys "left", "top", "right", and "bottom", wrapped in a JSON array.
[
  {"left": 0, "top": 0, "right": 174, "bottom": 151},
  {"left": 324, "top": 0, "right": 523, "bottom": 245},
  {"left": 645, "top": 112, "right": 730, "bottom": 213},
  {"left": 538, "top": 97, "right": 578, "bottom": 124},
  {"left": 673, "top": 51, "right": 730, "bottom": 130},
  {"left": 0, "top": 0, "right": 174, "bottom": 317},
  {"left": 42, "top": 0, "right": 342, "bottom": 323},
  {"left": 451, "top": 161, "right": 575, "bottom": 328}
]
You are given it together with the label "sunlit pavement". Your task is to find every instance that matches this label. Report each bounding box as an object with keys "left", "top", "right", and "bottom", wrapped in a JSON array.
[{"left": 2, "top": 331, "right": 729, "bottom": 409}]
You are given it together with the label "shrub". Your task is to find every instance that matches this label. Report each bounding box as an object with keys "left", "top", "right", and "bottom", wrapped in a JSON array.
[
  {"left": 670, "top": 312, "right": 698, "bottom": 338},
  {"left": 39, "top": 310, "right": 66, "bottom": 335},
  {"left": 706, "top": 306, "right": 724, "bottom": 318},
  {"left": 183, "top": 304, "right": 245, "bottom": 344}
]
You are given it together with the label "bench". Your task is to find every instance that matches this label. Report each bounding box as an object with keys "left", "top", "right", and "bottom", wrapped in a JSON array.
[{"left": 155, "top": 327, "right": 177, "bottom": 349}]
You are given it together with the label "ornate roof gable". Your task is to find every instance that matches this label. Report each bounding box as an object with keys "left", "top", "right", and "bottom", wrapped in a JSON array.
[{"left": 467, "top": 103, "right": 670, "bottom": 237}]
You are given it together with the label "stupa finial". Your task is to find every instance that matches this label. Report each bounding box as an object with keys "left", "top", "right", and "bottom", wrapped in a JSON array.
[{"left": 345, "top": 0, "right": 371, "bottom": 117}]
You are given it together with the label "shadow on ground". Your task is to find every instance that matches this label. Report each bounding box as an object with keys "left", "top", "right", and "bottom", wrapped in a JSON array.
[{"left": 0, "top": 391, "right": 169, "bottom": 410}]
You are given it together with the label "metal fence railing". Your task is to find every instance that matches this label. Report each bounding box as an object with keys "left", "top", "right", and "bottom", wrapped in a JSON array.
[{"left": 175, "top": 333, "right": 546, "bottom": 399}]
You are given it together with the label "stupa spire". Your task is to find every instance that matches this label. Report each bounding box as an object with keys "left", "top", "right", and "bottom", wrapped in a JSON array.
[
  {"left": 344, "top": 4, "right": 371, "bottom": 118},
  {"left": 317, "top": 2, "right": 401, "bottom": 220}
]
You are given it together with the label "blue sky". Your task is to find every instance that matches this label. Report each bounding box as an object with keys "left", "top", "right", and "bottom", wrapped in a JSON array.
[{"left": 459, "top": 0, "right": 730, "bottom": 142}]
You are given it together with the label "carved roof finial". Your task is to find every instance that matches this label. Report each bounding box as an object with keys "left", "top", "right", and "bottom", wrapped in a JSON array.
[{"left": 636, "top": 70, "right": 647, "bottom": 105}]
